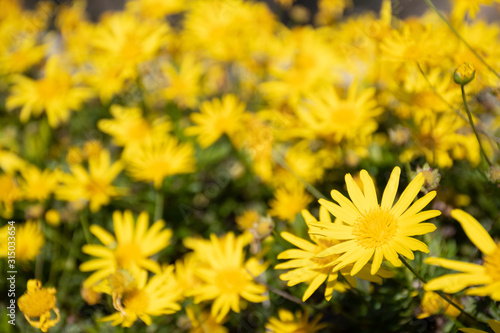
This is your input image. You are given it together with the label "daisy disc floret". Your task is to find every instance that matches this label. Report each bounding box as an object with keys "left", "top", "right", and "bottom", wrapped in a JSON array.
[{"left": 309, "top": 167, "right": 441, "bottom": 275}]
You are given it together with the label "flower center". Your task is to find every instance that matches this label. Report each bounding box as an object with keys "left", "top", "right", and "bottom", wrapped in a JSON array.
[
  {"left": 484, "top": 245, "right": 500, "bottom": 280},
  {"left": 311, "top": 237, "right": 341, "bottom": 267},
  {"left": 114, "top": 242, "right": 143, "bottom": 268},
  {"left": 352, "top": 207, "right": 398, "bottom": 249},
  {"left": 18, "top": 282, "right": 57, "bottom": 318},
  {"left": 215, "top": 268, "right": 248, "bottom": 294},
  {"left": 123, "top": 289, "right": 149, "bottom": 313}
]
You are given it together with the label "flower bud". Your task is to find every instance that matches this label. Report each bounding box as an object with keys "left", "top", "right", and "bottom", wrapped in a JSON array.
[{"left": 454, "top": 62, "right": 475, "bottom": 85}]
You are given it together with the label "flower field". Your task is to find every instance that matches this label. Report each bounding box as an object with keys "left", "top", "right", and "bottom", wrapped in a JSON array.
[{"left": 2, "top": 0, "right": 500, "bottom": 332}]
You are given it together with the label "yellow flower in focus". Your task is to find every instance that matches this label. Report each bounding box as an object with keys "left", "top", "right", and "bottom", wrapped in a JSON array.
[
  {"left": 0, "top": 174, "right": 22, "bottom": 218},
  {"left": 101, "top": 266, "right": 182, "bottom": 327},
  {"left": 6, "top": 56, "right": 93, "bottom": 127},
  {"left": 185, "top": 232, "right": 268, "bottom": 322},
  {"left": 80, "top": 210, "right": 172, "bottom": 287},
  {"left": 0, "top": 220, "right": 44, "bottom": 261},
  {"left": 98, "top": 105, "right": 171, "bottom": 147},
  {"left": 269, "top": 182, "right": 313, "bottom": 222},
  {"left": 162, "top": 55, "right": 204, "bottom": 109},
  {"left": 425, "top": 209, "right": 500, "bottom": 300},
  {"left": 123, "top": 136, "right": 196, "bottom": 189},
  {"left": 309, "top": 167, "right": 440, "bottom": 275},
  {"left": 417, "top": 291, "right": 462, "bottom": 319},
  {"left": 186, "top": 94, "right": 247, "bottom": 148},
  {"left": 19, "top": 166, "right": 60, "bottom": 202},
  {"left": 18, "top": 280, "right": 60, "bottom": 332},
  {"left": 266, "top": 308, "right": 327, "bottom": 333},
  {"left": 297, "top": 82, "right": 381, "bottom": 143},
  {"left": 277, "top": 208, "right": 393, "bottom": 301},
  {"left": 56, "top": 149, "right": 125, "bottom": 212}
]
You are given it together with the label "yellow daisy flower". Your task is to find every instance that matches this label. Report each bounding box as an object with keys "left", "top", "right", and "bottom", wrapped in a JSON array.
[
  {"left": 97, "top": 105, "right": 171, "bottom": 147},
  {"left": 276, "top": 208, "right": 393, "bottom": 302},
  {"left": 18, "top": 166, "right": 61, "bottom": 202},
  {"left": 6, "top": 56, "right": 93, "bottom": 127},
  {"left": 297, "top": 81, "right": 381, "bottom": 143},
  {"left": 101, "top": 266, "right": 182, "bottom": 327},
  {"left": 80, "top": 210, "right": 172, "bottom": 287},
  {"left": 269, "top": 182, "right": 313, "bottom": 222},
  {"left": 162, "top": 55, "right": 204, "bottom": 109},
  {"left": 57, "top": 149, "right": 125, "bottom": 212},
  {"left": 18, "top": 279, "right": 60, "bottom": 333},
  {"left": 309, "top": 167, "right": 441, "bottom": 276},
  {"left": 417, "top": 291, "right": 462, "bottom": 319},
  {"left": 186, "top": 306, "right": 228, "bottom": 333},
  {"left": 266, "top": 308, "right": 327, "bottom": 333},
  {"left": 123, "top": 136, "right": 196, "bottom": 189},
  {"left": 185, "top": 94, "right": 247, "bottom": 148},
  {"left": 0, "top": 174, "right": 22, "bottom": 218},
  {"left": 425, "top": 209, "right": 500, "bottom": 300},
  {"left": 186, "top": 232, "right": 268, "bottom": 322},
  {"left": 0, "top": 220, "right": 44, "bottom": 261}
]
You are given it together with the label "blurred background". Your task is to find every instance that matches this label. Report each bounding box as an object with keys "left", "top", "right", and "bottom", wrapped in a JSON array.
[{"left": 22, "top": 0, "right": 453, "bottom": 21}]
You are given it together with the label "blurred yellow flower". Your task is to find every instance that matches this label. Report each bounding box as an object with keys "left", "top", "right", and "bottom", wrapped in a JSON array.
[
  {"left": 186, "top": 306, "right": 228, "bottom": 333},
  {"left": 162, "top": 55, "right": 204, "bottom": 109},
  {"left": 19, "top": 166, "right": 60, "bottom": 202},
  {"left": 18, "top": 280, "right": 60, "bottom": 333},
  {"left": 269, "top": 182, "right": 312, "bottom": 222},
  {"left": 185, "top": 232, "right": 268, "bottom": 322},
  {"left": 0, "top": 220, "right": 44, "bottom": 261},
  {"left": 309, "top": 167, "right": 440, "bottom": 275},
  {"left": 266, "top": 308, "right": 327, "bottom": 333},
  {"left": 124, "top": 136, "right": 196, "bottom": 189},
  {"left": 80, "top": 210, "right": 172, "bottom": 287},
  {"left": 57, "top": 149, "right": 125, "bottom": 212},
  {"left": 417, "top": 291, "right": 462, "bottom": 319},
  {"left": 126, "top": 0, "right": 186, "bottom": 19},
  {"left": 6, "top": 56, "right": 93, "bottom": 127},
  {"left": 44, "top": 209, "right": 61, "bottom": 227},
  {"left": 425, "top": 209, "right": 500, "bottom": 300},
  {"left": 0, "top": 174, "right": 22, "bottom": 218},
  {"left": 101, "top": 266, "right": 182, "bottom": 327},
  {"left": 186, "top": 94, "right": 247, "bottom": 148},
  {"left": 98, "top": 105, "right": 171, "bottom": 147}
]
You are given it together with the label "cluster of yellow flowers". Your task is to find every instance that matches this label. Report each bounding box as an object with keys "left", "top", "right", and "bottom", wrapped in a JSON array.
[{"left": 2, "top": 0, "right": 500, "bottom": 331}]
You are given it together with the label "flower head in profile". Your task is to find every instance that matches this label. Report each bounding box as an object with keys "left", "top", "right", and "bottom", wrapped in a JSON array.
[
  {"left": 185, "top": 94, "right": 247, "bottom": 148},
  {"left": 80, "top": 210, "right": 172, "bottom": 287},
  {"left": 277, "top": 207, "right": 394, "bottom": 301},
  {"left": 265, "top": 308, "right": 327, "bottom": 333},
  {"left": 185, "top": 232, "right": 268, "bottom": 322},
  {"left": 6, "top": 55, "right": 92, "bottom": 127},
  {"left": 101, "top": 265, "right": 182, "bottom": 327},
  {"left": 18, "top": 280, "right": 60, "bottom": 332},
  {"left": 425, "top": 209, "right": 500, "bottom": 300},
  {"left": 56, "top": 149, "right": 125, "bottom": 212},
  {"left": 0, "top": 220, "right": 44, "bottom": 261},
  {"left": 123, "top": 136, "right": 196, "bottom": 189},
  {"left": 309, "top": 167, "right": 440, "bottom": 276}
]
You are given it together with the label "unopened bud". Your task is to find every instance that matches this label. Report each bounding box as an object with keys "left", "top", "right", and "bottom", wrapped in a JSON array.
[{"left": 454, "top": 62, "right": 475, "bottom": 85}]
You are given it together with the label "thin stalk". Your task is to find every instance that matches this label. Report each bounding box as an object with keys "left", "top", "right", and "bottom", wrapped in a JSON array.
[
  {"left": 423, "top": 0, "right": 500, "bottom": 80},
  {"left": 35, "top": 220, "right": 44, "bottom": 280},
  {"left": 461, "top": 85, "right": 493, "bottom": 167},
  {"left": 272, "top": 151, "right": 327, "bottom": 201},
  {"left": 398, "top": 254, "right": 484, "bottom": 326},
  {"left": 416, "top": 62, "right": 500, "bottom": 145},
  {"left": 154, "top": 188, "right": 164, "bottom": 221},
  {"left": 80, "top": 212, "right": 92, "bottom": 245}
]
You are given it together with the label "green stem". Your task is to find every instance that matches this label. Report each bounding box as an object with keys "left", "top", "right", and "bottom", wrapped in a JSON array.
[
  {"left": 35, "top": 220, "right": 44, "bottom": 281},
  {"left": 461, "top": 85, "right": 493, "bottom": 167},
  {"left": 272, "top": 151, "right": 327, "bottom": 201},
  {"left": 154, "top": 188, "right": 164, "bottom": 221},
  {"left": 423, "top": 0, "right": 500, "bottom": 80},
  {"left": 398, "top": 255, "right": 484, "bottom": 325},
  {"left": 80, "top": 211, "right": 92, "bottom": 245}
]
